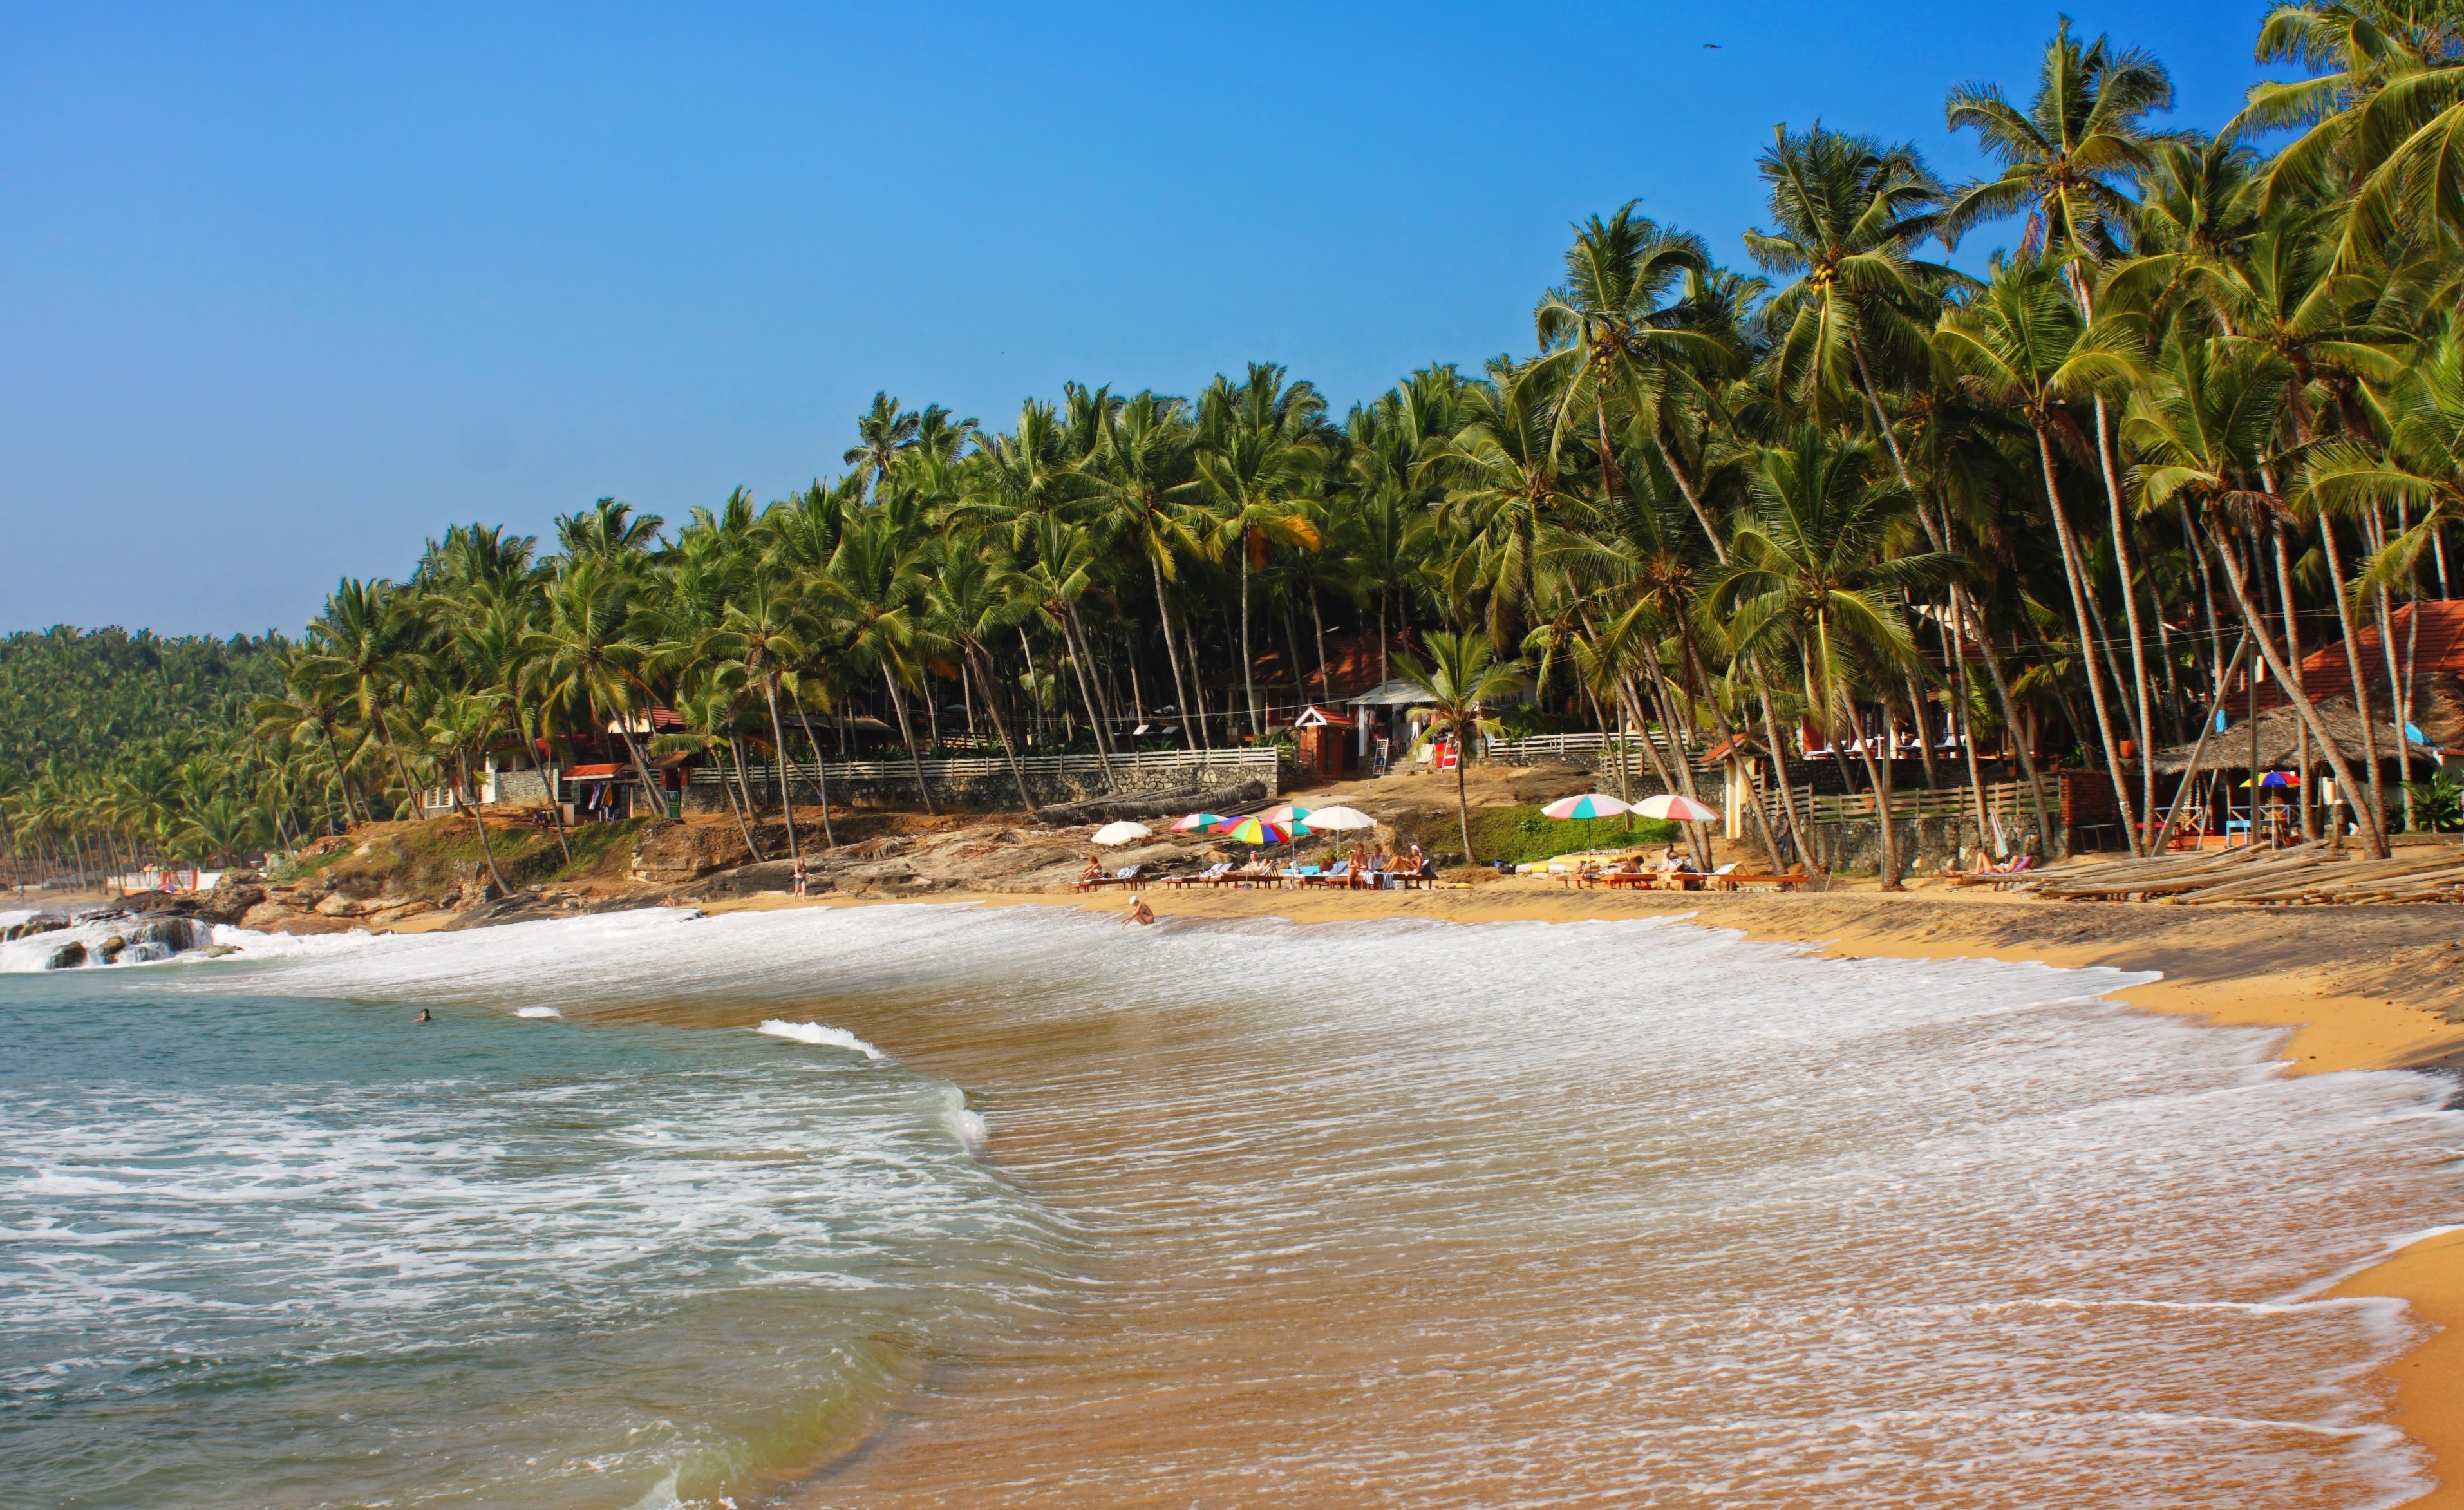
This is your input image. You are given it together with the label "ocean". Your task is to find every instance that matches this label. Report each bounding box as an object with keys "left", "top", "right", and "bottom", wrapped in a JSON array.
[{"left": 2, "top": 903, "right": 2457, "bottom": 1507}]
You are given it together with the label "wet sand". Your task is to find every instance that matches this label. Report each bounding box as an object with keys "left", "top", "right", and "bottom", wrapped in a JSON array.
[{"left": 701, "top": 878, "right": 2464, "bottom": 1507}]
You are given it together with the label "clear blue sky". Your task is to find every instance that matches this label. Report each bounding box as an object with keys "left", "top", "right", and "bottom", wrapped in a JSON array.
[{"left": 1, "top": 1, "right": 2278, "bottom": 636}]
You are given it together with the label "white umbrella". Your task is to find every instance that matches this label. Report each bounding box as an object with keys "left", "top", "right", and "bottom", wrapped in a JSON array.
[
  {"left": 1090, "top": 820, "right": 1152, "bottom": 847},
  {"left": 1635, "top": 793, "right": 1721, "bottom": 823},
  {"left": 1301, "top": 805, "right": 1377, "bottom": 831}
]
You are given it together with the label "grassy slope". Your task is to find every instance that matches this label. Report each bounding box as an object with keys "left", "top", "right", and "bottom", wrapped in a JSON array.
[{"left": 276, "top": 817, "right": 647, "bottom": 892}]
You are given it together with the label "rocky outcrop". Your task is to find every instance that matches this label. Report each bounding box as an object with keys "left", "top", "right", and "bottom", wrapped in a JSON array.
[{"left": 629, "top": 820, "right": 792, "bottom": 885}]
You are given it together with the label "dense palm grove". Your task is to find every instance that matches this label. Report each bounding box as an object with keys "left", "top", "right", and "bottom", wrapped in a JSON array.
[{"left": 10, "top": 10, "right": 2464, "bottom": 891}]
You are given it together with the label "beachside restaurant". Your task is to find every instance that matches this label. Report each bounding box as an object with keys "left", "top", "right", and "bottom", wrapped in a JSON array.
[{"left": 2149, "top": 701, "right": 2438, "bottom": 848}]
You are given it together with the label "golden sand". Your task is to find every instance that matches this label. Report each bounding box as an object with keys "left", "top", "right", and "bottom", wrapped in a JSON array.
[{"left": 698, "top": 876, "right": 2464, "bottom": 1505}]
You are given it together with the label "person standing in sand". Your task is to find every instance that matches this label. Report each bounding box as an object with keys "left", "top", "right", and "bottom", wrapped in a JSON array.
[{"left": 792, "top": 856, "right": 807, "bottom": 898}]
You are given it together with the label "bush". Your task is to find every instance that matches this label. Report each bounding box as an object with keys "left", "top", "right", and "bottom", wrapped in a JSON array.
[{"left": 2405, "top": 775, "right": 2462, "bottom": 834}]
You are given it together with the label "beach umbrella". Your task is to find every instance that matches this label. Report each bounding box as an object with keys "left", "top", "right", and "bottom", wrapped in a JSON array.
[
  {"left": 1542, "top": 793, "right": 1631, "bottom": 820},
  {"left": 1302, "top": 805, "right": 1377, "bottom": 831},
  {"left": 1091, "top": 820, "right": 1152, "bottom": 846},
  {"left": 1261, "top": 804, "right": 1313, "bottom": 826},
  {"left": 1169, "top": 812, "right": 1229, "bottom": 833},
  {"left": 1635, "top": 793, "right": 1722, "bottom": 822},
  {"left": 2243, "top": 771, "right": 2299, "bottom": 789},
  {"left": 1223, "top": 816, "right": 1296, "bottom": 845}
]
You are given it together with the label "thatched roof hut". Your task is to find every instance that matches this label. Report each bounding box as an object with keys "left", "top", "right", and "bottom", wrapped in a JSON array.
[{"left": 2152, "top": 698, "right": 2437, "bottom": 775}]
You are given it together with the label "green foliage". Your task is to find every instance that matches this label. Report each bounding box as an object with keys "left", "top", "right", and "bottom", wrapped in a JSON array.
[
  {"left": 1461, "top": 806, "right": 1680, "bottom": 867},
  {"left": 2405, "top": 775, "right": 2463, "bottom": 834},
  {"left": 0, "top": 627, "right": 289, "bottom": 789}
]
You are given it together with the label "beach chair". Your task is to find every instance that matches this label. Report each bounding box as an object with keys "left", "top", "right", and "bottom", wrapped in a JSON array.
[
  {"left": 1695, "top": 863, "right": 1743, "bottom": 891},
  {"left": 1077, "top": 864, "right": 1143, "bottom": 891},
  {"left": 1724, "top": 869, "right": 1809, "bottom": 891},
  {"left": 1306, "top": 860, "right": 1353, "bottom": 889},
  {"left": 1167, "top": 862, "right": 1234, "bottom": 889}
]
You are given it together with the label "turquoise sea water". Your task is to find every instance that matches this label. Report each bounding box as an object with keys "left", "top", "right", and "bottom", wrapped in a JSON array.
[{"left": 0, "top": 920, "right": 1061, "bottom": 1509}]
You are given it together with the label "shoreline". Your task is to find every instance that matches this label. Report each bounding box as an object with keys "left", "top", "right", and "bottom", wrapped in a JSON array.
[{"left": 695, "top": 878, "right": 2464, "bottom": 1505}]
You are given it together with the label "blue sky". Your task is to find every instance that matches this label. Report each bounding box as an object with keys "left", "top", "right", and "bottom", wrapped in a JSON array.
[{"left": 1, "top": 1, "right": 2281, "bottom": 636}]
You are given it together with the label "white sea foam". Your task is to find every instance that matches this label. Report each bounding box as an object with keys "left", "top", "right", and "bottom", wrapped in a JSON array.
[
  {"left": 757, "top": 1019, "right": 885, "bottom": 1059},
  {"left": 514, "top": 1005, "right": 564, "bottom": 1019},
  {"left": 24, "top": 900, "right": 2459, "bottom": 1508}
]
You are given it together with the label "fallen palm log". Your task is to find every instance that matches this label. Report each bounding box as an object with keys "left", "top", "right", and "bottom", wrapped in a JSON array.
[
  {"left": 2024, "top": 842, "right": 2325, "bottom": 900},
  {"left": 2170, "top": 851, "right": 2464, "bottom": 905}
]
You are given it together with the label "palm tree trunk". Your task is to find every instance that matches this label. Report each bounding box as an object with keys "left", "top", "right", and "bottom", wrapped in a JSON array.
[
  {"left": 1309, "top": 584, "right": 1330, "bottom": 694},
  {"left": 616, "top": 725, "right": 668, "bottom": 826},
  {"left": 792, "top": 706, "right": 836, "bottom": 850},
  {"left": 761, "top": 680, "right": 801, "bottom": 867},
  {"left": 2205, "top": 513, "right": 2388, "bottom": 856},
  {"left": 453, "top": 752, "right": 511, "bottom": 896},
  {"left": 1753, "top": 669, "right": 1813, "bottom": 870},
  {"left": 1454, "top": 729, "right": 1475, "bottom": 865},
  {"left": 1149, "top": 557, "right": 1199, "bottom": 753},
  {"left": 1059, "top": 617, "right": 1118, "bottom": 784},
  {"left": 717, "top": 738, "right": 762, "bottom": 860},
  {"left": 318, "top": 724, "right": 364, "bottom": 827},
  {"left": 371, "top": 708, "right": 426, "bottom": 822},
  {"left": 2096, "top": 397, "right": 2159, "bottom": 835},
  {"left": 1239, "top": 545, "right": 1260, "bottom": 737},
  {"left": 881, "top": 666, "right": 936, "bottom": 816},
  {"left": 726, "top": 737, "right": 767, "bottom": 860},
  {"left": 970, "top": 646, "right": 1035, "bottom": 812},
  {"left": 2035, "top": 428, "right": 2145, "bottom": 854},
  {"left": 1841, "top": 694, "right": 1902, "bottom": 888}
]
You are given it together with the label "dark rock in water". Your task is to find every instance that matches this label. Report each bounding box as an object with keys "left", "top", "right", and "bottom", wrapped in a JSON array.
[
  {"left": 97, "top": 934, "right": 127, "bottom": 963},
  {"left": 3, "top": 914, "right": 70, "bottom": 943},
  {"left": 129, "top": 917, "right": 203, "bottom": 954},
  {"left": 43, "top": 941, "right": 88, "bottom": 970}
]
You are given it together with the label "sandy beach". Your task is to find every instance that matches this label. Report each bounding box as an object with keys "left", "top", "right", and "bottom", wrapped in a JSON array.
[{"left": 697, "top": 877, "right": 2464, "bottom": 1505}]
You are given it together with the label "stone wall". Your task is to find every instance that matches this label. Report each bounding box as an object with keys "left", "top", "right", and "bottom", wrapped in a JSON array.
[
  {"left": 1803, "top": 811, "right": 2064, "bottom": 875},
  {"left": 682, "top": 751, "right": 1281, "bottom": 815}
]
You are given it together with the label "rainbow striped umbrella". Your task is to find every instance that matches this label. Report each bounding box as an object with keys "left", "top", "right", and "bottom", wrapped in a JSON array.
[
  {"left": 1170, "top": 812, "right": 1230, "bottom": 832},
  {"left": 1224, "top": 816, "right": 1297, "bottom": 845},
  {"left": 1542, "top": 793, "right": 1632, "bottom": 820},
  {"left": 1636, "top": 793, "right": 1722, "bottom": 823},
  {"left": 1261, "top": 804, "right": 1313, "bottom": 827}
]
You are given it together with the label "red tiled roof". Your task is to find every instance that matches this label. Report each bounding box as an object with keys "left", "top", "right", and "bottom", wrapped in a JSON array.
[{"left": 2248, "top": 600, "right": 2464, "bottom": 715}]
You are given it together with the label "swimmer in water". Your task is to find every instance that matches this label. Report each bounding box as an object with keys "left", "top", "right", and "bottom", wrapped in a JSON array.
[
  {"left": 1123, "top": 894, "right": 1156, "bottom": 926},
  {"left": 415, "top": 1009, "right": 433, "bottom": 1023}
]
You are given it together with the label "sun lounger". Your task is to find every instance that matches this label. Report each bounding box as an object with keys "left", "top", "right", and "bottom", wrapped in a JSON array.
[
  {"left": 1165, "top": 862, "right": 1236, "bottom": 889},
  {"left": 1944, "top": 854, "right": 2036, "bottom": 888},
  {"left": 1302, "top": 860, "right": 1353, "bottom": 888},
  {"left": 1075, "top": 865, "right": 1144, "bottom": 890}
]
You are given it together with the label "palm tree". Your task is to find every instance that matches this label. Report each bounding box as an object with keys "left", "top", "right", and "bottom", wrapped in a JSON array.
[
  {"left": 825, "top": 507, "right": 938, "bottom": 813},
  {"left": 1710, "top": 429, "right": 1962, "bottom": 888},
  {"left": 698, "top": 571, "right": 816, "bottom": 867},
  {"left": 523, "top": 557, "right": 669, "bottom": 821},
  {"left": 1395, "top": 630, "right": 1526, "bottom": 866},
  {"left": 845, "top": 392, "right": 921, "bottom": 499},
  {"left": 2128, "top": 330, "right": 2392, "bottom": 855},
  {"left": 1086, "top": 390, "right": 1206, "bottom": 750},
  {"left": 422, "top": 690, "right": 514, "bottom": 896},
  {"left": 1934, "top": 252, "right": 2154, "bottom": 853},
  {"left": 1195, "top": 364, "right": 1327, "bottom": 737},
  {"left": 1430, "top": 355, "right": 1591, "bottom": 646},
  {"left": 296, "top": 578, "right": 428, "bottom": 821},
  {"left": 923, "top": 540, "right": 1040, "bottom": 809}
]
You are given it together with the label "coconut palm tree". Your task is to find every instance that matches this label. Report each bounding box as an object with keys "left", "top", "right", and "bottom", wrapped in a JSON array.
[
  {"left": 1709, "top": 429, "right": 1963, "bottom": 888},
  {"left": 1934, "top": 252, "right": 2154, "bottom": 853},
  {"left": 1394, "top": 630, "right": 1527, "bottom": 867},
  {"left": 1194, "top": 364, "right": 1327, "bottom": 735}
]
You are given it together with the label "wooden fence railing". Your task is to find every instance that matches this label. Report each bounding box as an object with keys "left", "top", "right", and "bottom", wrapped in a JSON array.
[{"left": 697, "top": 746, "right": 1281, "bottom": 788}]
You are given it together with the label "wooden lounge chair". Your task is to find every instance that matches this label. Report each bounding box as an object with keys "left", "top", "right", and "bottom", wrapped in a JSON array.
[
  {"left": 1302, "top": 860, "right": 1353, "bottom": 888},
  {"left": 1165, "top": 862, "right": 1235, "bottom": 889},
  {"left": 1075, "top": 865, "right": 1144, "bottom": 891},
  {"left": 1712, "top": 868, "right": 1807, "bottom": 892}
]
